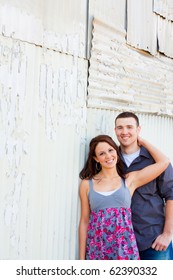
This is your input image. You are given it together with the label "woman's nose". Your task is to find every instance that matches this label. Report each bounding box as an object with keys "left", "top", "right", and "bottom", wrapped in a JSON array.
[{"left": 105, "top": 153, "right": 111, "bottom": 158}]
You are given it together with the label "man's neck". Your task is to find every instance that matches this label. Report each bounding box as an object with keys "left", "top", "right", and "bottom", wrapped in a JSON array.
[{"left": 121, "top": 144, "right": 140, "bottom": 155}]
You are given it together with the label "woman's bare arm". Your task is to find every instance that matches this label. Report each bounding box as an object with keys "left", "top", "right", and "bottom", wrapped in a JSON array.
[
  {"left": 126, "top": 137, "right": 170, "bottom": 195},
  {"left": 79, "top": 180, "right": 90, "bottom": 260}
]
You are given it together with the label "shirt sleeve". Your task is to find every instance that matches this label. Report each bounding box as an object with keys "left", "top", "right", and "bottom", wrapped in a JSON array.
[{"left": 157, "top": 163, "right": 173, "bottom": 200}]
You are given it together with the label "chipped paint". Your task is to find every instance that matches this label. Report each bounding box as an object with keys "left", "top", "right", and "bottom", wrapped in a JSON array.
[
  {"left": 127, "top": 0, "right": 173, "bottom": 58},
  {"left": 88, "top": 18, "right": 173, "bottom": 116},
  {"left": 0, "top": 28, "right": 87, "bottom": 259},
  {"left": 0, "top": 0, "right": 173, "bottom": 260}
]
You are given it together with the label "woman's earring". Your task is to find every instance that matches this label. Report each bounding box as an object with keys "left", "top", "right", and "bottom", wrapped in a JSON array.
[
  {"left": 96, "top": 162, "right": 100, "bottom": 171},
  {"left": 117, "top": 157, "right": 120, "bottom": 163}
]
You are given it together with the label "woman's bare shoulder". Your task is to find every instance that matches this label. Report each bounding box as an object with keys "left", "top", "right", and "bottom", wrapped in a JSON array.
[
  {"left": 79, "top": 179, "right": 90, "bottom": 197},
  {"left": 80, "top": 179, "right": 90, "bottom": 189}
]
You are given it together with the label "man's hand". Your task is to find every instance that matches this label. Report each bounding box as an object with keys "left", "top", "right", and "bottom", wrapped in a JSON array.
[{"left": 151, "top": 233, "right": 172, "bottom": 251}]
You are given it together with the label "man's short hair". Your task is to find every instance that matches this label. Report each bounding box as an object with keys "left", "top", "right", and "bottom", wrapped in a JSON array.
[{"left": 115, "top": 111, "right": 140, "bottom": 126}]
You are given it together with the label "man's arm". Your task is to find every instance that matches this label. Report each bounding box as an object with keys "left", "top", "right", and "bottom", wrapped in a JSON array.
[
  {"left": 152, "top": 163, "right": 173, "bottom": 251},
  {"left": 152, "top": 200, "right": 173, "bottom": 251}
]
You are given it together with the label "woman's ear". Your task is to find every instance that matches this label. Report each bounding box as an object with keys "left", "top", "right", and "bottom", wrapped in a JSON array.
[{"left": 93, "top": 156, "right": 99, "bottom": 163}]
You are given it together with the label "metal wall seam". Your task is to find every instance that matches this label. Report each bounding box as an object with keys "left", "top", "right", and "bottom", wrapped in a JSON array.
[{"left": 153, "top": 0, "right": 173, "bottom": 20}]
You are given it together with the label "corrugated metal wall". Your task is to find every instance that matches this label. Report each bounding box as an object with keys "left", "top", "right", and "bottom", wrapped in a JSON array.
[
  {"left": 127, "top": 0, "right": 173, "bottom": 58},
  {"left": 0, "top": 0, "right": 173, "bottom": 260},
  {"left": 0, "top": 0, "right": 88, "bottom": 259},
  {"left": 88, "top": 18, "right": 173, "bottom": 115}
]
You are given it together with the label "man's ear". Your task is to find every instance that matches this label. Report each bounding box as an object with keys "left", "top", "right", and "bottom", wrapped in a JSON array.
[{"left": 137, "top": 125, "right": 141, "bottom": 134}]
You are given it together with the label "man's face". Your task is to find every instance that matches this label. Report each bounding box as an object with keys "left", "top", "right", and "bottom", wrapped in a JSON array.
[{"left": 115, "top": 117, "right": 141, "bottom": 148}]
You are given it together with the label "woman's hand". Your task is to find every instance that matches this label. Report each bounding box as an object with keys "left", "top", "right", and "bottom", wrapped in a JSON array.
[{"left": 137, "top": 136, "right": 144, "bottom": 147}]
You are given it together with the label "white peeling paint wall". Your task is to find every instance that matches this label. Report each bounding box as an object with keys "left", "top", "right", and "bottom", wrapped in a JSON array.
[
  {"left": 0, "top": 0, "right": 88, "bottom": 259},
  {"left": 127, "top": 0, "right": 173, "bottom": 58},
  {"left": 0, "top": 0, "right": 173, "bottom": 260},
  {"left": 0, "top": 0, "right": 87, "bottom": 57}
]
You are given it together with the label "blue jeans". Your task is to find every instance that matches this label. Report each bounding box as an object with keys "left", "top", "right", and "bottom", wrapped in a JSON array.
[{"left": 139, "top": 242, "right": 173, "bottom": 260}]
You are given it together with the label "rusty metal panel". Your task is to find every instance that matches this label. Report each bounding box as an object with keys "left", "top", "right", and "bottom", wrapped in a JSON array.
[
  {"left": 0, "top": 0, "right": 88, "bottom": 58},
  {"left": 0, "top": 34, "right": 88, "bottom": 259},
  {"left": 88, "top": 18, "right": 173, "bottom": 116}
]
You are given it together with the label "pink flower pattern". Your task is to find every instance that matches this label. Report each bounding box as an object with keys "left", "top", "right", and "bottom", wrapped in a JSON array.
[{"left": 86, "top": 207, "right": 140, "bottom": 260}]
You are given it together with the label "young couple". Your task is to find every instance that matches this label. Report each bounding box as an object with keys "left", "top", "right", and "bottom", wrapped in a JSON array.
[{"left": 79, "top": 112, "right": 173, "bottom": 260}]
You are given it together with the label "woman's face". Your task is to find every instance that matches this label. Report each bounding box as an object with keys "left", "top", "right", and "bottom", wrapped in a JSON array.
[{"left": 94, "top": 142, "right": 118, "bottom": 169}]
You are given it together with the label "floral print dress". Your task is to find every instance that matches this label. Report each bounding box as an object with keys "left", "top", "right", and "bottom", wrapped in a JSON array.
[{"left": 86, "top": 179, "right": 140, "bottom": 260}]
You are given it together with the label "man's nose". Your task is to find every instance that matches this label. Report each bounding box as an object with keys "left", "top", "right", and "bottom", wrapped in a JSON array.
[{"left": 122, "top": 128, "right": 128, "bottom": 134}]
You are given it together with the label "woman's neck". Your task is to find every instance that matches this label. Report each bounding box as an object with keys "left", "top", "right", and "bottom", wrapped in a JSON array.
[{"left": 98, "top": 168, "right": 119, "bottom": 179}]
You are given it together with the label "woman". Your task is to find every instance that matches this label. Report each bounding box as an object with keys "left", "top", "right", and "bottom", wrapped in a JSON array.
[{"left": 79, "top": 135, "right": 169, "bottom": 260}]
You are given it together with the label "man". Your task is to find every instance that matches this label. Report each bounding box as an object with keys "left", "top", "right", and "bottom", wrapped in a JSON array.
[{"left": 114, "top": 111, "right": 173, "bottom": 260}]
